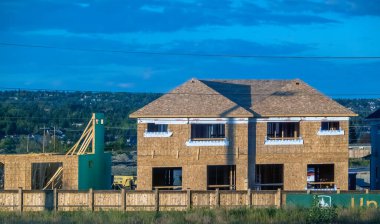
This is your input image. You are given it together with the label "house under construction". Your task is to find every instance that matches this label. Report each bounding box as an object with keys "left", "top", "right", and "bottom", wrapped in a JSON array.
[{"left": 0, "top": 113, "right": 111, "bottom": 190}]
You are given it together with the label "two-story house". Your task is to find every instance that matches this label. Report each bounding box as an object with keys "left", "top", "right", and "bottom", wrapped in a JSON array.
[
  {"left": 367, "top": 108, "right": 380, "bottom": 190},
  {"left": 130, "top": 79, "right": 356, "bottom": 191}
]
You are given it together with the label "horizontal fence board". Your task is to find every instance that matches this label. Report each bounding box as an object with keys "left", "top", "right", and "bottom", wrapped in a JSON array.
[
  {"left": 0, "top": 192, "right": 19, "bottom": 211},
  {"left": 125, "top": 191, "right": 155, "bottom": 211},
  {"left": 159, "top": 192, "right": 187, "bottom": 211},
  {"left": 58, "top": 192, "right": 89, "bottom": 211},
  {"left": 94, "top": 191, "right": 121, "bottom": 211},
  {"left": 23, "top": 192, "right": 46, "bottom": 211}
]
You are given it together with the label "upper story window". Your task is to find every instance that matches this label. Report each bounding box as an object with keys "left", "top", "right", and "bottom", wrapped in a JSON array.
[
  {"left": 147, "top": 123, "right": 168, "bottom": 132},
  {"left": 321, "top": 121, "right": 339, "bottom": 131},
  {"left": 265, "top": 122, "right": 303, "bottom": 145},
  {"left": 318, "top": 121, "right": 344, "bottom": 136},
  {"left": 144, "top": 123, "right": 172, "bottom": 138},
  {"left": 191, "top": 124, "right": 225, "bottom": 139},
  {"left": 186, "top": 124, "right": 228, "bottom": 146},
  {"left": 267, "top": 122, "right": 300, "bottom": 140}
]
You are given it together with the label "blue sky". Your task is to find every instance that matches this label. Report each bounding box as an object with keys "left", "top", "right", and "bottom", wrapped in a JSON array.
[{"left": 0, "top": 0, "right": 379, "bottom": 97}]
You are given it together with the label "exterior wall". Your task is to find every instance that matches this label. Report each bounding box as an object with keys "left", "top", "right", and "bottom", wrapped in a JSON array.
[
  {"left": 0, "top": 154, "right": 79, "bottom": 190},
  {"left": 370, "top": 120, "right": 380, "bottom": 190},
  {"left": 137, "top": 121, "right": 249, "bottom": 190},
  {"left": 255, "top": 120, "right": 349, "bottom": 190}
]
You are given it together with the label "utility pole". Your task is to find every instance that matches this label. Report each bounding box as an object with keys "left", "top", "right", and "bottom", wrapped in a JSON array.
[
  {"left": 53, "top": 126, "right": 56, "bottom": 151},
  {"left": 26, "top": 135, "right": 29, "bottom": 153},
  {"left": 43, "top": 125, "right": 45, "bottom": 153},
  {"left": 40, "top": 126, "right": 48, "bottom": 153}
]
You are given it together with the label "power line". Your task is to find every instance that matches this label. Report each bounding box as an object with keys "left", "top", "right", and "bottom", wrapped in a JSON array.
[
  {"left": 1, "top": 42, "right": 380, "bottom": 60},
  {"left": 1, "top": 86, "right": 380, "bottom": 97}
]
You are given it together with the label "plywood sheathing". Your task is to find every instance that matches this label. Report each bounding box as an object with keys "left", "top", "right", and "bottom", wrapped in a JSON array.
[
  {"left": 0, "top": 154, "right": 79, "bottom": 190},
  {"left": 137, "top": 123, "right": 249, "bottom": 190},
  {"left": 132, "top": 78, "right": 354, "bottom": 191},
  {"left": 255, "top": 121, "right": 349, "bottom": 190}
]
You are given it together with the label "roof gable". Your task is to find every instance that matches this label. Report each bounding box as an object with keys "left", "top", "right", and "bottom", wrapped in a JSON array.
[{"left": 250, "top": 80, "right": 356, "bottom": 116}]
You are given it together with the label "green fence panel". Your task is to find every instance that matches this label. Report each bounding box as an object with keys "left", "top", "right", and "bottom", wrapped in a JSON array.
[{"left": 286, "top": 193, "right": 380, "bottom": 208}]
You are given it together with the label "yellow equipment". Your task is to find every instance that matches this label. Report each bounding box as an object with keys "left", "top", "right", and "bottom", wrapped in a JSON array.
[{"left": 112, "top": 175, "right": 137, "bottom": 190}]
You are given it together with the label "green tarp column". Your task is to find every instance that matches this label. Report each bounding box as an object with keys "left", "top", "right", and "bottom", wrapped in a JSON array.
[{"left": 78, "top": 113, "right": 112, "bottom": 190}]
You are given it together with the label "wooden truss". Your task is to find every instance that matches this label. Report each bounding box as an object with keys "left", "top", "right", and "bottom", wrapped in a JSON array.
[{"left": 43, "top": 114, "right": 95, "bottom": 190}]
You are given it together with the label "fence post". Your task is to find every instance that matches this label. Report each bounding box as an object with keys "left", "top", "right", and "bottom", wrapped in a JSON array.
[
  {"left": 53, "top": 188, "right": 58, "bottom": 212},
  {"left": 247, "top": 188, "right": 252, "bottom": 208},
  {"left": 154, "top": 188, "right": 159, "bottom": 212},
  {"left": 215, "top": 189, "right": 220, "bottom": 208},
  {"left": 18, "top": 187, "right": 23, "bottom": 212},
  {"left": 120, "top": 188, "right": 126, "bottom": 211},
  {"left": 187, "top": 189, "right": 191, "bottom": 210},
  {"left": 276, "top": 188, "right": 282, "bottom": 208},
  {"left": 88, "top": 188, "right": 94, "bottom": 211}
]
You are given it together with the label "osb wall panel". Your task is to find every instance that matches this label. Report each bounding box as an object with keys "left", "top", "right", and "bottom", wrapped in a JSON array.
[
  {"left": 335, "top": 162, "right": 348, "bottom": 190},
  {"left": 94, "top": 191, "right": 121, "bottom": 211},
  {"left": 284, "top": 163, "right": 306, "bottom": 191},
  {"left": 0, "top": 192, "right": 19, "bottom": 211},
  {"left": 137, "top": 123, "right": 249, "bottom": 190},
  {"left": 137, "top": 166, "right": 153, "bottom": 191},
  {"left": 159, "top": 191, "right": 187, "bottom": 211},
  {"left": 255, "top": 121, "right": 349, "bottom": 190},
  {"left": 125, "top": 191, "right": 155, "bottom": 211},
  {"left": 0, "top": 154, "right": 79, "bottom": 190},
  {"left": 183, "top": 165, "right": 207, "bottom": 190}
]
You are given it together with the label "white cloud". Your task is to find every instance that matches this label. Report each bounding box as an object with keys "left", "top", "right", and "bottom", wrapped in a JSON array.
[{"left": 117, "top": 83, "right": 134, "bottom": 88}]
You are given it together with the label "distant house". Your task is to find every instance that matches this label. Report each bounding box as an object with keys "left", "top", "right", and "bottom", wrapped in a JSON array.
[
  {"left": 367, "top": 109, "right": 380, "bottom": 190},
  {"left": 130, "top": 78, "right": 356, "bottom": 191}
]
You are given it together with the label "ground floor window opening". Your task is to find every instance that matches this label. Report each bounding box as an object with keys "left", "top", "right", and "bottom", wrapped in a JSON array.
[
  {"left": 152, "top": 167, "right": 182, "bottom": 190},
  {"left": 255, "top": 164, "right": 284, "bottom": 190},
  {"left": 307, "top": 164, "right": 334, "bottom": 190},
  {"left": 0, "top": 163, "right": 4, "bottom": 190},
  {"left": 31, "top": 163, "right": 63, "bottom": 190},
  {"left": 207, "top": 165, "right": 236, "bottom": 190}
]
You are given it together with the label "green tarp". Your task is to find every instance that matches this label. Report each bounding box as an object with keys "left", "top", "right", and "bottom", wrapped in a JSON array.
[{"left": 286, "top": 193, "right": 380, "bottom": 208}]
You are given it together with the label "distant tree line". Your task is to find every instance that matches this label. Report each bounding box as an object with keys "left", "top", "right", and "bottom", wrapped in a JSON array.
[{"left": 0, "top": 90, "right": 161, "bottom": 154}]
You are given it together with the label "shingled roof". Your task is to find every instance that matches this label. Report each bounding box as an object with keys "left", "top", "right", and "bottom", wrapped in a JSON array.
[
  {"left": 129, "top": 79, "right": 252, "bottom": 118},
  {"left": 129, "top": 78, "right": 357, "bottom": 118},
  {"left": 367, "top": 108, "right": 380, "bottom": 119}
]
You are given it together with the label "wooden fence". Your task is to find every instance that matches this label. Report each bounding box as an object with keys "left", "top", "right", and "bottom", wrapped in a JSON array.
[{"left": 0, "top": 188, "right": 281, "bottom": 212}]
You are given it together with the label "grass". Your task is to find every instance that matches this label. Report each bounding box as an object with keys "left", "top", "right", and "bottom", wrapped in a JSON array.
[
  {"left": 349, "top": 158, "right": 370, "bottom": 168},
  {"left": 0, "top": 207, "right": 380, "bottom": 224}
]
